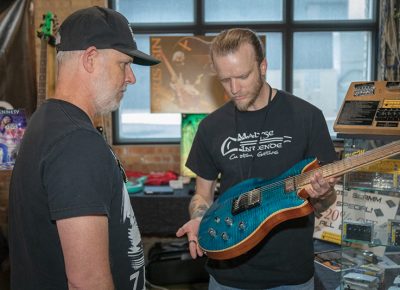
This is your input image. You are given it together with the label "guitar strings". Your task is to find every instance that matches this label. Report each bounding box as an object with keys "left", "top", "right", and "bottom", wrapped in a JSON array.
[{"left": 231, "top": 141, "right": 400, "bottom": 210}]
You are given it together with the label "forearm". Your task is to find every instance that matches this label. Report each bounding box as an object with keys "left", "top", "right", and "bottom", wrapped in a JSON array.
[
  {"left": 189, "top": 193, "right": 212, "bottom": 219},
  {"left": 58, "top": 216, "right": 115, "bottom": 290},
  {"left": 310, "top": 186, "right": 337, "bottom": 215}
]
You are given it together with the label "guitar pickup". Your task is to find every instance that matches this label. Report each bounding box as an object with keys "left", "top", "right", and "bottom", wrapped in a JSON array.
[{"left": 231, "top": 189, "right": 261, "bottom": 216}]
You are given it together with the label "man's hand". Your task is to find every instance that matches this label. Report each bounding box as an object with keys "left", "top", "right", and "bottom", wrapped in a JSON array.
[
  {"left": 307, "top": 172, "right": 340, "bottom": 214},
  {"left": 307, "top": 171, "right": 339, "bottom": 199},
  {"left": 176, "top": 218, "right": 204, "bottom": 259}
]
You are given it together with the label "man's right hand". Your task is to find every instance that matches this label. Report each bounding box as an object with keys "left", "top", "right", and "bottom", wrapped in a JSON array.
[{"left": 176, "top": 217, "right": 204, "bottom": 259}]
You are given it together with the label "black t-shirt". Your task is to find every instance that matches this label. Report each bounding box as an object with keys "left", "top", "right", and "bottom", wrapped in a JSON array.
[
  {"left": 8, "top": 99, "right": 145, "bottom": 290},
  {"left": 186, "top": 90, "right": 337, "bottom": 289}
]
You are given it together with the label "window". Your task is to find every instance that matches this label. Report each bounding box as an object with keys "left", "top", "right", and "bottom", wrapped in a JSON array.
[{"left": 111, "top": 0, "right": 378, "bottom": 143}]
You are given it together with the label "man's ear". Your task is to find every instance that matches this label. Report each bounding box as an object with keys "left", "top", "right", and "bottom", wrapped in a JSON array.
[
  {"left": 82, "top": 46, "right": 98, "bottom": 73},
  {"left": 260, "top": 59, "right": 267, "bottom": 77}
]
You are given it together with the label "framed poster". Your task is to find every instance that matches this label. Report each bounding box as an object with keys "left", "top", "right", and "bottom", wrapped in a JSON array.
[
  {"left": 0, "top": 109, "right": 27, "bottom": 170},
  {"left": 180, "top": 113, "right": 207, "bottom": 177},
  {"left": 150, "top": 36, "right": 226, "bottom": 113}
]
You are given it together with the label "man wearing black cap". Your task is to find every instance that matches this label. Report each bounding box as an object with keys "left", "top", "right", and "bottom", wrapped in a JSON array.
[{"left": 8, "top": 6, "right": 160, "bottom": 290}]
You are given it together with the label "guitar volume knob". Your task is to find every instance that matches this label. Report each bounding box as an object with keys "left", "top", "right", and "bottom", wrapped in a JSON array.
[
  {"left": 225, "top": 217, "right": 233, "bottom": 226},
  {"left": 208, "top": 228, "right": 217, "bottom": 238},
  {"left": 239, "top": 221, "right": 246, "bottom": 230},
  {"left": 221, "top": 232, "right": 229, "bottom": 241},
  {"left": 214, "top": 216, "right": 221, "bottom": 223}
]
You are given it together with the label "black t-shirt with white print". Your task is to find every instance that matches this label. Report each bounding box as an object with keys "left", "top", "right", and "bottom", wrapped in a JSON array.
[
  {"left": 186, "top": 90, "right": 337, "bottom": 289},
  {"left": 9, "top": 99, "right": 144, "bottom": 290}
]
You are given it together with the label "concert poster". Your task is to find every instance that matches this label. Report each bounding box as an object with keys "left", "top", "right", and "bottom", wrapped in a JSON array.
[
  {"left": 0, "top": 109, "right": 27, "bottom": 170},
  {"left": 150, "top": 36, "right": 227, "bottom": 113}
]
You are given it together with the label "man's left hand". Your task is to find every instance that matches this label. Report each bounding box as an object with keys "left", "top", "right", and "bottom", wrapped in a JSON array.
[{"left": 307, "top": 171, "right": 339, "bottom": 200}]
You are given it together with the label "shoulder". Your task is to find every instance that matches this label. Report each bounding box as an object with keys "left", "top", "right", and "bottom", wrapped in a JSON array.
[
  {"left": 274, "top": 90, "right": 325, "bottom": 123},
  {"left": 200, "top": 101, "right": 234, "bottom": 128},
  {"left": 39, "top": 101, "right": 109, "bottom": 159},
  {"left": 276, "top": 90, "right": 321, "bottom": 113},
  {"left": 42, "top": 100, "right": 102, "bottom": 144}
]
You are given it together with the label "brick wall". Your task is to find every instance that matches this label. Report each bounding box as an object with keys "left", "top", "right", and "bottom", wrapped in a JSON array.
[{"left": 113, "top": 145, "right": 180, "bottom": 173}]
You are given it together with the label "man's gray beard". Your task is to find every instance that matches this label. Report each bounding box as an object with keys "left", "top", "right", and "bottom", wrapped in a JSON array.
[{"left": 94, "top": 95, "right": 120, "bottom": 115}]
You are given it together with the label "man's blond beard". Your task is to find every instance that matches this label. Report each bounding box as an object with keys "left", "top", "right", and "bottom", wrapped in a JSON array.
[{"left": 235, "top": 69, "right": 264, "bottom": 111}]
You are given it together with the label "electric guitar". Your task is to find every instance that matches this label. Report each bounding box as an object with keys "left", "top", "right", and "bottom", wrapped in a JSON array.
[
  {"left": 198, "top": 140, "right": 400, "bottom": 260},
  {"left": 36, "top": 12, "right": 57, "bottom": 109}
]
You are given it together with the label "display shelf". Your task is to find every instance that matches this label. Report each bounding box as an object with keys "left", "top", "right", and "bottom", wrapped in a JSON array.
[{"left": 340, "top": 136, "right": 400, "bottom": 290}]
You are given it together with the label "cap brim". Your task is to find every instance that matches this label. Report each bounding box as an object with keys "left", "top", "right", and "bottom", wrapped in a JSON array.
[{"left": 117, "top": 48, "right": 160, "bottom": 66}]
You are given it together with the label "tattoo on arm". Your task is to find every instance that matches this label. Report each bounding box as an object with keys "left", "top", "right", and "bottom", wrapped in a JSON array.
[{"left": 189, "top": 194, "right": 210, "bottom": 219}]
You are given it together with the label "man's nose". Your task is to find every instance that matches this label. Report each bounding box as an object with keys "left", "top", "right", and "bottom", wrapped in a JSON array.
[
  {"left": 230, "top": 79, "right": 239, "bottom": 94},
  {"left": 126, "top": 65, "right": 136, "bottom": 84}
]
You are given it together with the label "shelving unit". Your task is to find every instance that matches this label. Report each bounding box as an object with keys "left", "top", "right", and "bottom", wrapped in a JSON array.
[{"left": 339, "top": 135, "right": 400, "bottom": 290}]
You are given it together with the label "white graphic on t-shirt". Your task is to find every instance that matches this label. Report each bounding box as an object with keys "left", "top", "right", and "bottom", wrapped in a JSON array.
[
  {"left": 130, "top": 271, "right": 139, "bottom": 290},
  {"left": 221, "top": 130, "right": 292, "bottom": 160},
  {"left": 121, "top": 183, "right": 144, "bottom": 289}
]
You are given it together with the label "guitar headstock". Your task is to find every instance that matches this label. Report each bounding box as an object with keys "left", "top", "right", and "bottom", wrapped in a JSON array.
[{"left": 37, "top": 12, "right": 58, "bottom": 46}]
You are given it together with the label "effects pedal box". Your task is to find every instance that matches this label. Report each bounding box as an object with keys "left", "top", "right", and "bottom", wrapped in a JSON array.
[
  {"left": 343, "top": 220, "right": 373, "bottom": 243},
  {"left": 334, "top": 81, "right": 400, "bottom": 135}
]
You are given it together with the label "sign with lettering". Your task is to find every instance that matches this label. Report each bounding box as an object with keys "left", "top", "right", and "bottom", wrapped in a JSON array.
[{"left": 314, "top": 185, "right": 400, "bottom": 245}]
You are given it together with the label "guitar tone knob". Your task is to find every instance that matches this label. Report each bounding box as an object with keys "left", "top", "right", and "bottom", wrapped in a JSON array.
[
  {"left": 238, "top": 221, "right": 246, "bottom": 230},
  {"left": 221, "top": 232, "right": 229, "bottom": 241},
  {"left": 225, "top": 217, "right": 233, "bottom": 226},
  {"left": 214, "top": 216, "right": 221, "bottom": 223},
  {"left": 208, "top": 228, "right": 217, "bottom": 238}
]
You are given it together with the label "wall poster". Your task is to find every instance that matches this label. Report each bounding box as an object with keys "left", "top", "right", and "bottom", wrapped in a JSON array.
[
  {"left": 150, "top": 36, "right": 227, "bottom": 113},
  {"left": 0, "top": 109, "right": 27, "bottom": 170}
]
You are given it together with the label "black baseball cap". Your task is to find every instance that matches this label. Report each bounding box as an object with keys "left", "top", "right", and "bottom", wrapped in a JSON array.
[{"left": 56, "top": 6, "right": 160, "bottom": 66}]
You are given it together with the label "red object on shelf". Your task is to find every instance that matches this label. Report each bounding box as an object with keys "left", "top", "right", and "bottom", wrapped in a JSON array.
[{"left": 125, "top": 170, "right": 178, "bottom": 185}]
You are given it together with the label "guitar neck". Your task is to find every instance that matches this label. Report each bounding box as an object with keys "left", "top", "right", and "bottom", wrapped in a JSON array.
[
  {"left": 37, "top": 38, "right": 48, "bottom": 108},
  {"left": 295, "top": 140, "right": 400, "bottom": 187}
]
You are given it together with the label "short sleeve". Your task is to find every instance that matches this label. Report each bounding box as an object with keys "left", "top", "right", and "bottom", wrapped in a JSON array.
[
  {"left": 186, "top": 120, "right": 219, "bottom": 181},
  {"left": 43, "top": 129, "right": 117, "bottom": 220}
]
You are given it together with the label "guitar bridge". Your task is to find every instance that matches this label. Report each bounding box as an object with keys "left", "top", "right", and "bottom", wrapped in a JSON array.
[{"left": 231, "top": 189, "right": 261, "bottom": 216}]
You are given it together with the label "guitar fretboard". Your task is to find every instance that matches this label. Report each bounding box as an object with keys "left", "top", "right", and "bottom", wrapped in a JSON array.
[
  {"left": 37, "top": 38, "right": 48, "bottom": 108},
  {"left": 294, "top": 140, "right": 400, "bottom": 188}
]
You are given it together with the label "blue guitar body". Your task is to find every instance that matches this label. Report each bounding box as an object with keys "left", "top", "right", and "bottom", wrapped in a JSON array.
[{"left": 198, "top": 158, "right": 318, "bottom": 260}]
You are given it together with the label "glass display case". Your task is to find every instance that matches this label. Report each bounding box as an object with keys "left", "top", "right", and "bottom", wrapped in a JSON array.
[{"left": 339, "top": 135, "right": 400, "bottom": 290}]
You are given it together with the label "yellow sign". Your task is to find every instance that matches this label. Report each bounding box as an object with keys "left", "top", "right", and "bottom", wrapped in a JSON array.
[{"left": 383, "top": 99, "right": 400, "bottom": 109}]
